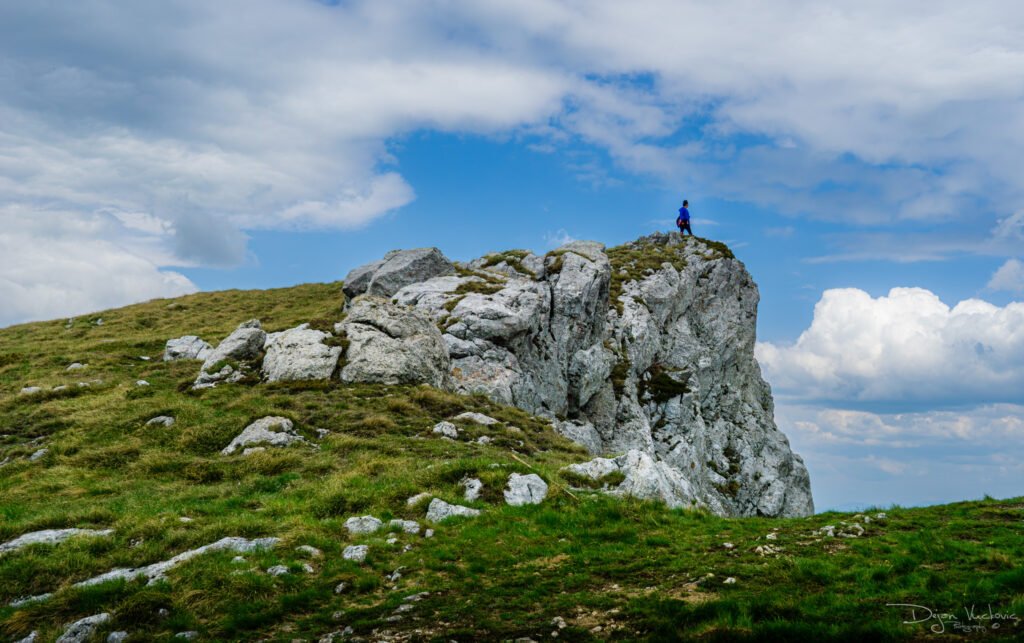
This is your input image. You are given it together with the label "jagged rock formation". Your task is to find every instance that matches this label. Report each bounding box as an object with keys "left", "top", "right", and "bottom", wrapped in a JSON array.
[{"left": 355, "top": 233, "right": 813, "bottom": 517}]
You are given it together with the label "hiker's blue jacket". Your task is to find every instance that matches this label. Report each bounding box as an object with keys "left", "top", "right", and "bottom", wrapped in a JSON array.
[{"left": 678, "top": 207, "right": 690, "bottom": 222}]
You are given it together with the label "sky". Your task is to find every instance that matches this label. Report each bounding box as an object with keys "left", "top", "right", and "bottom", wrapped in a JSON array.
[{"left": 1, "top": 0, "right": 1022, "bottom": 511}]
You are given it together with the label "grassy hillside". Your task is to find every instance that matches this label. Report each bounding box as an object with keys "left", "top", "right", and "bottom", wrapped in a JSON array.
[{"left": 1, "top": 283, "right": 1022, "bottom": 641}]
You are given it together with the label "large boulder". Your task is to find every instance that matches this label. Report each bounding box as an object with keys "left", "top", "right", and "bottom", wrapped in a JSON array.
[
  {"left": 163, "top": 335, "right": 213, "bottom": 362},
  {"left": 338, "top": 297, "right": 450, "bottom": 388},
  {"left": 565, "top": 450, "right": 701, "bottom": 510},
  {"left": 262, "top": 324, "right": 342, "bottom": 382},
  {"left": 343, "top": 248, "right": 456, "bottom": 299},
  {"left": 193, "top": 320, "right": 266, "bottom": 388},
  {"left": 503, "top": 473, "right": 548, "bottom": 506},
  {"left": 221, "top": 417, "right": 305, "bottom": 455}
]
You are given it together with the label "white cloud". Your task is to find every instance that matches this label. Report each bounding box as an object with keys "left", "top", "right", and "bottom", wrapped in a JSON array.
[
  {"left": 775, "top": 401, "right": 1024, "bottom": 509},
  {"left": 756, "top": 287, "right": 1024, "bottom": 405},
  {"left": 4, "top": 1, "right": 1024, "bottom": 323},
  {"left": 988, "top": 259, "right": 1024, "bottom": 293},
  {"left": 544, "top": 229, "right": 577, "bottom": 247},
  {"left": 0, "top": 230, "right": 197, "bottom": 328}
]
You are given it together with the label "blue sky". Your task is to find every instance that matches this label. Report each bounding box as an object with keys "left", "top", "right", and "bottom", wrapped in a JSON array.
[{"left": 1, "top": 1, "right": 1022, "bottom": 511}]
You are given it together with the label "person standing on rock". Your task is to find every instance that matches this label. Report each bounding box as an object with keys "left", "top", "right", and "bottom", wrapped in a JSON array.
[{"left": 676, "top": 200, "right": 693, "bottom": 236}]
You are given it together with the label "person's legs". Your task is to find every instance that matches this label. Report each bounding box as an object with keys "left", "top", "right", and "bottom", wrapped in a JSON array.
[{"left": 683, "top": 222, "right": 693, "bottom": 235}]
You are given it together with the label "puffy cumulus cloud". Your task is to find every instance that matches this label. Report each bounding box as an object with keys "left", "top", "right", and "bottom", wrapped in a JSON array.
[
  {"left": 756, "top": 287, "right": 1024, "bottom": 406},
  {"left": 988, "top": 259, "right": 1024, "bottom": 293}
]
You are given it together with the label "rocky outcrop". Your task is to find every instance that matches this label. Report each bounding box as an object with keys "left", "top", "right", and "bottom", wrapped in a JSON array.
[
  {"left": 338, "top": 297, "right": 450, "bottom": 389},
  {"left": 343, "top": 248, "right": 456, "bottom": 299},
  {"left": 383, "top": 233, "right": 812, "bottom": 517},
  {"left": 262, "top": 324, "right": 342, "bottom": 382},
  {"left": 565, "top": 450, "right": 700, "bottom": 509},
  {"left": 194, "top": 320, "right": 266, "bottom": 388}
]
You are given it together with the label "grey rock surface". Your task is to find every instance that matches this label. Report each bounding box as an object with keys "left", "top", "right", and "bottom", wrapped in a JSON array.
[
  {"left": 425, "top": 498, "right": 481, "bottom": 522},
  {"left": 262, "top": 324, "right": 342, "bottom": 382},
  {"left": 339, "top": 297, "right": 450, "bottom": 388},
  {"left": 452, "top": 412, "right": 499, "bottom": 426},
  {"left": 342, "top": 545, "right": 368, "bottom": 562},
  {"left": 194, "top": 320, "right": 266, "bottom": 388},
  {"left": 344, "top": 515, "right": 383, "bottom": 535},
  {"left": 566, "top": 450, "right": 701, "bottom": 509},
  {"left": 57, "top": 613, "right": 110, "bottom": 643},
  {"left": 503, "top": 473, "right": 548, "bottom": 506},
  {"left": 385, "top": 233, "right": 813, "bottom": 516},
  {"left": 365, "top": 248, "right": 456, "bottom": 298},
  {"left": 431, "top": 421, "right": 459, "bottom": 438},
  {"left": 221, "top": 417, "right": 305, "bottom": 455},
  {"left": 1, "top": 528, "right": 114, "bottom": 555},
  {"left": 388, "top": 519, "right": 421, "bottom": 534},
  {"left": 163, "top": 336, "right": 213, "bottom": 362},
  {"left": 107, "top": 632, "right": 128, "bottom": 643},
  {"left": 461, "top": 477, "right": 483, "bottom": 502},
  {"left": 146, "top": 416, "right": 175, "bottom": 427}
]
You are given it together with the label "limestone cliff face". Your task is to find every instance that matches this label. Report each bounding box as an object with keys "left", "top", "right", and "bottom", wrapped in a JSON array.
[{"left": 348, "top": 232, "right": 814, "bottom": 517}]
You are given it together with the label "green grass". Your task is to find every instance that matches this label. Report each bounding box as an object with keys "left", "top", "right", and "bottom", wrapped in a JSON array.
[{"left": 1, "top": 283, "right": 1022, "bottom": 641}]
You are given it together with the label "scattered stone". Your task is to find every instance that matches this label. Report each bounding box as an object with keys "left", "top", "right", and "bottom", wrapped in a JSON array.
[
  {"left": 431, "top": 421, "right": 460, "bottom": 438},
  {"left": 146, "top": 416, "right": 176, "bottom": 427},
  {"left": 179, "top": 517, "right": 193, "bottom": 523},
  {"left": 426, "top": 498, "right": 480, "bottom": 522},
  {"left": 343, "top": 545, "right": 368, "bottom": 563},
  {"left": 0, "top": 528, "right": 115, "bottom": 556},
  {"left": 875, "top": 512, "right": 887, "bottom": 520},
  {"left": 135, "top": 380, "right": 150, "bottom": 387},
  {"left": 503, "top": 473, "right": 548, "bottom": 506},
  {"left": 66, "top": 363, "right": 86, "bottom": 371},
  {"left": 56, "top": 613, "right": 110, "bottom": 643},
  {"left": 175, "top": 632, "right": 199, "bottom": 640},
  {"left": 452, "top": 412, "right": 500, "bottom": 426},
  {"left": 107, "top": 633, "right": 128, "bottom": 643},
  {"left": 461, "top": 477, "right": 483, "bottom": 502},
  {"left": 53, "top": 385, "right": 68, "bottom": 391},
  {"left": 754, "top": 544, "right": 780, "bottom": 557},
  {"left": 816, "top": 525, "right": 836, "bottom": 538},
  {"left": 722, "top": 542, "right": 734, "bottom": 550},
  {"left": 387, "top": 566, "right": 405, "bottom": 582},
  {"left": 315, "top": 428, "right": 331, "bottom": 439},
  {"left": 388, "top": 519, "right": 421, "bottom": 535},
  {"left": 64, "top": 537, "right": 278, "bottom": 592},
  {"left": 386, "top": 536, "right": 398, "bottom": 545},
  {"left": 404, "top": 592, "right": 429, "bottom": 603},
  {"left": 9, "top": 594, "right": 52, "bottom": 608},
  {"left": 267, "top": 565, "right": 289, "bottom": 576},
  {"left": 765, "top": 532, "right": 778, "bottom": 541},
  {"left": 139, "top": 356, "right": 151, "bottom": 361},
  {"left": 838, "top": 522, "right": 865, "bottom": 538},
  {"left": 344, "top": 515, "right": 383, "bottom": 535},
  {"left": 406, "top": 492, "right": 432, "bottom": 507},
  {"left": 334, "top": 582, "right": 347, "bottom": 594},
  {"left": 476, "top": 435, "right": 493, "bottom": 445},
  {"left": 262, "top": 324, "right": 343, "bottom": 382},
  {"left": 221, "top": 417, "right": 305, "bottom": 455},
  {"left": 28, "top": 448, "right": 48, "bottom": 462},
  {"left": 94, "top": 318, "right": 103, "bottom": 326},
  {"left": 552, "top": 616, "right": 567, "bottom": 629},
  {"left": 723, "top": 577, "right": 737, "bottom": 585},
  {"left": 242, "top": 447, "right": 266, "bottom": 456},
  {"left": 424, "top": 529, "right": 435, "bottom": 538},
  {"left": 232, "top": 556, "right": 246, "bottom": 564},
  {"left": 296, "top": 545, "right": 322, "bottom": 558},
  {"left": 302, "top": 563, "right": 315, "bottom": 574},
  {"left": 19, "top": 387, "right": 42, "bottom": 395}
]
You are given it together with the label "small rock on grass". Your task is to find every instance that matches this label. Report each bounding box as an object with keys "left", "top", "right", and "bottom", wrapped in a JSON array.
[
  {"left": 146, "top": 416, "right": 176, "bottom": 427},
  {"left": 388, "top": 519, "right": 421, "bottom": 535},
  {"left": 503, "top": 473, "right": 548, "bottom": 506},
  {"left": 107, "top": 633, "right": 128, "bottom": 643},
  {"left": 452, "top": 412, "right": 499, "bottom": 425},
  {"left": 426, "top": 498, "right": 480, "bottom": 522},
  {"left": 343, "top": 545, "right": 368, "bottom": 563},
  {"left": 344, "top": 515, "right": 382, "bottom": 535},
  {"left": 174, "top": 632, "right": 199, "bottom": 641},
  {"left": 461, "top": 477, "right": 483, "bottom": 502},
  {"left": 296, "top": 545, "right": 322, "bottom": 557},
  {"left": 56, "top": 613, "right": 110, "bottom": 643},
  {"left": 28, "top": 448, "right": 47, "bottom": 462},
  {"left": 267, "top": 565, "right": 289, "bottom": 576},
  {"left": 406, "top": 492, "right": 432, "bottom": 507},
  {"left": 431, "top": 421, "right": 459, "bottom": 438}
]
